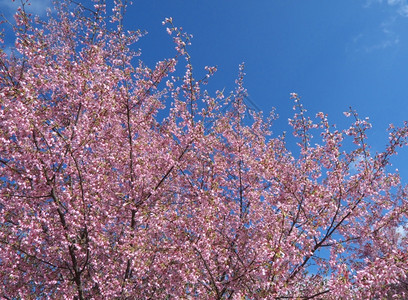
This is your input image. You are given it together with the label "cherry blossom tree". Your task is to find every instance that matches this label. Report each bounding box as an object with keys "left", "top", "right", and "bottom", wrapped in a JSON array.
[{"left": 1, "top": 1, "right": 407, "bottom": 298}]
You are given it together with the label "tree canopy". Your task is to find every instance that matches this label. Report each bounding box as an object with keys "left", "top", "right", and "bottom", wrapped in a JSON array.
[{"left": 0, "top": 1, "right": 407, "bottom": 298}]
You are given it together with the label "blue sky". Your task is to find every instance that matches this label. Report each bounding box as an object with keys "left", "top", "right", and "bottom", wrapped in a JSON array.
[
  {"left": 1, "top": 0, "right": 408, "bottom": 179},
  {"left": 129, "top": 0, "right": 408, "bottom": 180}
]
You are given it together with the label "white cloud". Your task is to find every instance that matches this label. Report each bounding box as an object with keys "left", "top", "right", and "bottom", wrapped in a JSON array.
[
  {"left": 364, "top": 0, "right": 383, "bottom": 8},
  {"left": 387, "top": 0, "right": 402, "bottom": 5},
  {"left": 364, "top": 0, "right": 408, "bottom": 16},
  {"left": 388, "top": 0, "right": 408, "bottom": 16},
  {"left": 348, "top": 154, "right": 370, "bottom": 177},
  {"left": 396, "top": 225, "right": 407, "bottom": 237},
  {"left": 364, "top": 37, "right": 399, "bottom": 52},
  {"left": 396, "top": 225, "right": 407, "bottom": 245},
  {"left": 397, "top": 4, "right": 408, "bottom": 15},
  {"left": 377, "top": 18, "right": 400, "bottom": 47},
  {"left": 349, "top": 16, "right": 400, "bottom": 53}
]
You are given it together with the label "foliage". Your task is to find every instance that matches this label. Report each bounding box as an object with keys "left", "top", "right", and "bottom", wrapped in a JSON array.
[{"left": 0, "top": 1, "right": 407, "bottom": 298}]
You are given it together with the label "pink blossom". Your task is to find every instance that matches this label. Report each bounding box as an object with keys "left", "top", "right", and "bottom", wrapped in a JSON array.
[{"left": 0, "top": 2, "right": 407, "bottom": 299}]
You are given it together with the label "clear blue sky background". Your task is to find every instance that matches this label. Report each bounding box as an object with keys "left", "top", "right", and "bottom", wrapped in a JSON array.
[{"left": 1, "top": 0, "right": 408, "bottom": 179}]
